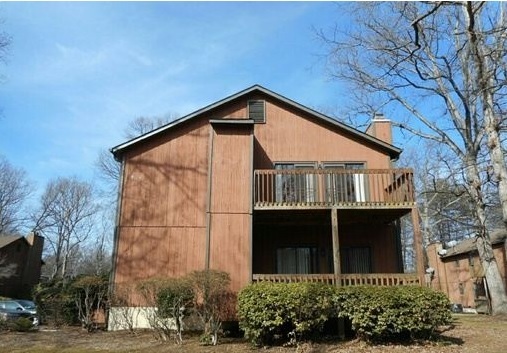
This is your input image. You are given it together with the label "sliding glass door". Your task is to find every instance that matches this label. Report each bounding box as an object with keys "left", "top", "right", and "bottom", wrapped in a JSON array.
[
  {"left": 275, "top": 163, "right": 316, "bottom": 203},
  {"left": 323, "top": 163, "right": 365, "bottom": 203}
]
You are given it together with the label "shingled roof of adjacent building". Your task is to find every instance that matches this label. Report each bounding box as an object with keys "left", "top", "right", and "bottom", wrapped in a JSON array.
[
  {"left": 0, "top": 235, "right": 26, "bottom": 249},
  {"left": 440, "top": 229, "right": 507, "bottom": 258}
]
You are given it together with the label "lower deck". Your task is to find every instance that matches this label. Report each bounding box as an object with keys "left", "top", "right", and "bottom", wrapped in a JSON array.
[{"left": 252, "top": 208, "right": 422, "bottom": 284}]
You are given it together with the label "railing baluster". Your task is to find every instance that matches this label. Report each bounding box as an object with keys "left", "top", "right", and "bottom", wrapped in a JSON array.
[{"left": 252, "top": 273, "right": 421, "bottom": 286}]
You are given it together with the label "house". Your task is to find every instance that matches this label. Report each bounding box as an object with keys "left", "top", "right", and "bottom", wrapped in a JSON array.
[
  {"left": 427, "top": 229, "right": 507, "bottom": 313},
  {"left": 109, "top": 85, "right": 424, "bottom": 328},
  {"left": 0, "top": 233, "right": 44, "bottom": 299}
]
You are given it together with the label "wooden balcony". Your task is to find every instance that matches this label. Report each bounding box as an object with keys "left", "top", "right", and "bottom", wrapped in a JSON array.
[
  {"left": 252, "top": 273, "right": 421, "bottom": 286},
  {"left": 254, "top": 168, "right": 415, "bottom": 209}
]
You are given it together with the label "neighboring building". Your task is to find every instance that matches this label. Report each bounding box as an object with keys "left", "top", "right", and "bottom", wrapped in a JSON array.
[
  {"left": 0, "top": 233, "right": 44, "bottom": 299},
  {"left": 109, "top": 85, "right": 424, "bottom": 327},
  {"left": 427, "top": 229, "right": 507, "bottom": 313}
]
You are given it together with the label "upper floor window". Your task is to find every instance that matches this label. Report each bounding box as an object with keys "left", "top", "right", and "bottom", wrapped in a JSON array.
[
  {"left": 274, "top": 163, "right": 316, "bottom": 203},
  {"left": 322, "top": 162, "right": 365, "bottom": 202}
]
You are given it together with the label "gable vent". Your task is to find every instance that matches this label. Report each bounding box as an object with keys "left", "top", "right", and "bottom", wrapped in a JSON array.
[{"left": 248, "top": 100, "right": 265, "bottom": 123}]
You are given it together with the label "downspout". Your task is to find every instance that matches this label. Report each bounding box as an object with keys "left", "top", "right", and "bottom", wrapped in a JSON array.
[{"left": 205, "top": 126, "right": 215, "bottom": 270}]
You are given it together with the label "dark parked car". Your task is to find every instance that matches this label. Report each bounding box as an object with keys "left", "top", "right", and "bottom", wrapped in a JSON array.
[{"left": 0, "top": 300, "right": 38, "bottom": 326}]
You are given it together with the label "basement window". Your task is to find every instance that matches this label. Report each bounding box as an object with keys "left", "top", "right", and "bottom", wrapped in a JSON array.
[{"left": 248, "top": 100, "right": 265, "bottom": 123}]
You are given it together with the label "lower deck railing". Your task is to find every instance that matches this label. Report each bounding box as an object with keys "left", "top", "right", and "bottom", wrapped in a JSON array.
[{"left": 252, "top": 273, "right": 421, "bottom": 286}]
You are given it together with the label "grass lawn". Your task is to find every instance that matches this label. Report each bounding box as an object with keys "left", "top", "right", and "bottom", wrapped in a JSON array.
[{"left": 1, "top": 314, "right": 506, "bottom": 353}]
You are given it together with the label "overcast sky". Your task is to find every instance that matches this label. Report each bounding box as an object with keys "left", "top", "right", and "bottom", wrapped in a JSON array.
[{"left": 0, "top": 1, "right": 352, "bottom": 197}]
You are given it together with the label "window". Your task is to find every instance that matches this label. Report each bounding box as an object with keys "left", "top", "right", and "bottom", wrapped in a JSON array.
[
  {"left": 341, "top": 247, "right": 372, "bottom": 273},
  {"left": 248, "top": 100, "right": 265, "bottom": 123},
  {"left": 323, "top": 163, "right": 365, "bottom": 203},
  {"left": 474, "top": 278, "right": 486, "bottom": 298},
  {"left": 459, "top": 282, "right": 465, "bottom": 295},
  {"left": 274, "top": 163, "right": 316, "bottom": 203},
  {"left": 276, "top": 247, "right": 319, "bottom": 274}
]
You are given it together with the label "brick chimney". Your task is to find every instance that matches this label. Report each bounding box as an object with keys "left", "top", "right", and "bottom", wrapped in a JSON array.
[{"left": 366, "top": 113, "right": 392, "bottom": 144}]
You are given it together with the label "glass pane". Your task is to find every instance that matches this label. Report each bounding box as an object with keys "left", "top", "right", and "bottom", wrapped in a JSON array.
[
  {"left": 276, "top": 247, "right": 318, "bottom": 274},
  {"left": 275, "top": 163, "right": 314, "bottom": 203}
]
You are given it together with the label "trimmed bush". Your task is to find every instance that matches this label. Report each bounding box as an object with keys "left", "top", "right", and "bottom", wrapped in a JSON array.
[
  {"left": 335, "top": 285, "right": 452, "bottom": 342},
  {"left": 33, "top": 280, "right": 78, "bottom": 327},
  {"left": 12, "top": 317, "right": 36, "bottom": 332},
  {"left": 186, "top": 270, "right": 232, "bottom": 346},
  {"left": 71, "top": 275, "right": 109, "bottom": 332},
  {"left": 156, "top": 278, "right": 194, "bottom": 344},
  {"left": 238, "top": 282, "right": 337, "bottom": 345}
]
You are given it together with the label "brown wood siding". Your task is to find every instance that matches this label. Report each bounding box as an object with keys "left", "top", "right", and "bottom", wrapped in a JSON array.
[
  {"left": 209, "top": 214, "right": 251, "bottom": 292},
  {"left": 114, "top": 227, "right": 206, "bottom": 306},
  {"left": 339, "top": 223, "right": 399, "bottom": 273},
  {"left": 208, "top": 124, "right": 252, "bottom": 292},
  {"left": 114, "top": 227, "right": 206, "bottom": 283},
  {"left": 215, "top": 99, "right": 249, "bottom": 119},
  {"left": 115, "top": 118, "right": 209, "bottom": 292},
  {"left": 120, "top": 118, "right": 209, "bottom": 228},
  {"left": 209, "top": 126, "right": 252, "bottom": 213},
  {"left": 427, "top": 242, "right": 507, "bottom": 308},
  {"left": 254, "top": 98, "right": 392, "bottom": 169}
]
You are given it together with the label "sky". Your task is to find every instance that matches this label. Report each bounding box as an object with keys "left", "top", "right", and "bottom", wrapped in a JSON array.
[{"left": 0, "top": 1, "right": 353, "bottom": 201}]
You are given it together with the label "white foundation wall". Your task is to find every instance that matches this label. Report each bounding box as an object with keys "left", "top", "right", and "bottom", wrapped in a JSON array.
[{"left": 108, "top": 307, "right": 176, "bottom": 331}]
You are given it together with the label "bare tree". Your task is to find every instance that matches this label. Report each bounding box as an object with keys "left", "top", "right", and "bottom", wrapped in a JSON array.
[
  {"left": 0, "top": 19, "right": 11, "bottom": 79},
  {"left": 32, "top": 177, "right": 98, "bottom": 280},
  {"left": 408, "top": 143, "right": 477, "bottom": 245},
  {"left": 96, "top": 115, "right": 177, "bottom": 199},
  {"left": 123, "top": 116, "right": 176, "bottom": 140},
  {"left": 0, "top": 20, "right": 10, "bottom": 61},
  {"left": 0, "top": 155, "right": 33, "bottom": 234},
  {"left": 320, "top": 1, "right": 507, "bottom": 314},
  {"left": 74, "top": 214, "right": 112, "bottom": 277}
]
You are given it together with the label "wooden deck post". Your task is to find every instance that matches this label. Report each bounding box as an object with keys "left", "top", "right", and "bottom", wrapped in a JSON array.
[
  {"left": 411, "top": 207, "right": 425, "bottom": 283},
  {"left": 331, "top": 208, "right": 341, "bottom": 287},
  {"left": 331, "top": 207, "right": 345, "bottom": 339}
]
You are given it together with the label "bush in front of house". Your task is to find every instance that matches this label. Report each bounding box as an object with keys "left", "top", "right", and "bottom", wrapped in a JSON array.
[
  {"left": 335, "top": 285, "right": 452, "bottom": 342},
  {"left": 137, "top": 270, "right": 232, "bottom": 346},
  {"left": 156, "top": 278, "right": 195, "bottom": 344},
  {"left": 70, "top": 275, "right": 109, "bottom": 332},
  {"left": 186, "top": 270, "right": 233, "bottom": 346},
  {"left": 33, "top": 279, "right": 79, "bottom": 327},
  {"left": 238, "top": 282, "right": 337, "bottom": 346}
]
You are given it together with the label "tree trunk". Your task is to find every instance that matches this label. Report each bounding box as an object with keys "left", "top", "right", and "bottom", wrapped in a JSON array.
[
  {"left": 476, "top": 235, "right": 507, "bottom": 314},
  {"left": 482, "top": 87, "right": 507, "bottom": 232},
  {"left": 465, "top": 155, "right": 507, "bottom": 315}
]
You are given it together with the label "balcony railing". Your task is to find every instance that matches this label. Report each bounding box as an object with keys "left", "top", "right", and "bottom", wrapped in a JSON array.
[
  {"left": 254, "top": 168, "right": 415, "bottom": 209},
  {"left": 252, "top": 273, "right": 421, "bottom": 286}
]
